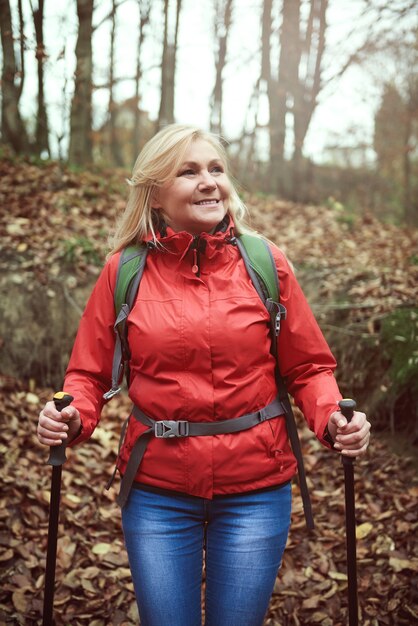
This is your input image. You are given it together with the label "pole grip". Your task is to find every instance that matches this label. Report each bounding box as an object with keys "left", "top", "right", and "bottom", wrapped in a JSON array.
[
  {"left": 338, "top": 398, "right": 356, "bottom": 423},
  {"left": 339, "top": 399, "right": 357, "bottom": 467},
  {"left": 47, "top": 392, "right": 74, "bottom": 467}
]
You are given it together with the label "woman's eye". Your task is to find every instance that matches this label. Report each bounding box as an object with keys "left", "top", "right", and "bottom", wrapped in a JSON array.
[
  {"left": 179, "top": 169, "right": 195, "bottom": 176},
  {"left": 211, "top": 166, "right": 224, "bottom": 173}
]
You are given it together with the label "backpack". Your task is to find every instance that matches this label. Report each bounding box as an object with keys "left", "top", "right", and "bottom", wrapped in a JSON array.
[{"left": 104, "top": 233, "right": 314, "bottom": 530}]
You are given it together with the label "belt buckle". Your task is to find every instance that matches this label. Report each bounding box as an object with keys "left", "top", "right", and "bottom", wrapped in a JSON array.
[{"left": 154, "top": 420, "right": 189, "bottom": 438}]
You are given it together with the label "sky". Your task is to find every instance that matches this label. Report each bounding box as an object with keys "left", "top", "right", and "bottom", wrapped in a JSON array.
[{"left": 7, "top": 0, "right": 414, "bottom": 164}]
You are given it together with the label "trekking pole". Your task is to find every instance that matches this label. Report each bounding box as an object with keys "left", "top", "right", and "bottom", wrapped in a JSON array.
[
  {"left": 42, "top": 392, "right": 74, "bottom": 626},
  {"left": 338, "top": 399, "right": 359, "bottom": 626}
]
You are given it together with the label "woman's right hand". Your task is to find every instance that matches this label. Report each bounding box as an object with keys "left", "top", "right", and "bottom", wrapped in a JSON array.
[{"left": 37, "top": 401, "right": 81, "bottom": 447}]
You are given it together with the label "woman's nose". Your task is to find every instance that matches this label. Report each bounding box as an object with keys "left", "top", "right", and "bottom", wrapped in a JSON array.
[{"left": 198, "top": 170, "right": 217, "bottom": 189}]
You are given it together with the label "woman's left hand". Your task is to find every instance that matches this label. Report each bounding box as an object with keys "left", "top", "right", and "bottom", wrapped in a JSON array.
[{"left": 327, "top": 409, "right": 371, "bottom": 457}]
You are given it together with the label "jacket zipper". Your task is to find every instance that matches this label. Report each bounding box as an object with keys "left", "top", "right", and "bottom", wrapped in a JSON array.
[{"left": 191, "top": 236, "right": 201, "bottom": 277}]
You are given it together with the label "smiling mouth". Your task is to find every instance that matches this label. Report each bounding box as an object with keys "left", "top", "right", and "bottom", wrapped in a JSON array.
[{"left": 194, "top": 199, "right": 221, "bottom": 206}]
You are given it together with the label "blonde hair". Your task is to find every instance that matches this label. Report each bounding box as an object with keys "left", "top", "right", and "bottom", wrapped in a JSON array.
[{"left": 109, "top": 124, "right": 252, "bottom": 256}]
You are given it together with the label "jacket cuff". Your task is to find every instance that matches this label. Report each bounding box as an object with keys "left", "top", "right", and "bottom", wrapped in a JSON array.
[
  {"left": 322, "top": 423, "right": 335, "bottom": 449},
  {"left": 68, "top": 423, "right": 84, "bottom": 447}
]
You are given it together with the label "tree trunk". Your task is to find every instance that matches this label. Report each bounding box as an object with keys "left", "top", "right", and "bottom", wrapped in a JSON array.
[
  {"left": 158, "top": 0, "right": 172, "bottom": 127},
  {"left": 404, "top": 84, "right": 418, "bottom": 226},
  {"left": 68, "top": 0, "right": 94, "bottom": 165},
  {"left": 261, "top": 0, "right": 274, "bottom": 190},
  {"left": 272, "top": 0, "right": 300, "bottom": 194},
  {"left": 108, "top": 0, "right": 124, "bottom": 166},
  {"left": 158, "top": 0, "right": 182, "bottom": 128},
  {"left": 292, "top": 0, "right": 327, "bottom": 200},
  {"left": 0, "top": 0, "right": 30, "bottom": 153},
  {"left": 132, "top": 0, "right": 151, "bottom": 162},
  {"left": 33, "top": 0, "right": 50, "bottom": 157},
  {"left": 17, "top": 0, "right": 25, "bottom": 101},
  {"left": 210, "top": 0, "right": 233, "bottom": 135}
]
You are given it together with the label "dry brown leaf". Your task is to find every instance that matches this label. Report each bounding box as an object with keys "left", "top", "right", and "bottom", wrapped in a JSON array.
[
  {"left": 92, "top": 542, "right": 113, "bottom": 555},
  {"left": 302, "top": 594, "right": 322, "bottom": 609},
  {"left": 389, "top": 557, "right": 418, "bottom": 572},
  {"left": 328, "top": 571, "right": 348, "bottom": 581},
  {"left": 12, "top": 590, "right": 27, "bottom": 613},
  {"left": 0, "top": 549, "right": 14, "bottom": 562},
  {"left": 356, "top": 522, "right": 373, "bottom": 539}
]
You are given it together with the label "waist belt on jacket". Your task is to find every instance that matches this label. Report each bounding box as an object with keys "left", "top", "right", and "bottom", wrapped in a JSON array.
[{"left": 112, "top": 397, "right": 285, "bottom": 508}]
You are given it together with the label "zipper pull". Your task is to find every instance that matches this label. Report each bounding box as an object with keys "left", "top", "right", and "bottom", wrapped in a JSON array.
[{"left": 192, "top": 248, "right": 199, "bottom": 274}]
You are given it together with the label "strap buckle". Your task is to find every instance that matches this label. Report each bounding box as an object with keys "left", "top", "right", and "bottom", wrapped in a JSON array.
[
  {"left": 154, "top": 420, "right": 189, "bottom": 438},
  {"left": 266, "top": 299, "right": 287, "bottom": 336},
  {"left": 103, "top": 386, "right": 122, "bottom": 400}
]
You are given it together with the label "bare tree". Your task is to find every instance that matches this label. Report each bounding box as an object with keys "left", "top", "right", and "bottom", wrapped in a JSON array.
[
  {"left": 264, "top": 0, "right": 328, "bottom": 198},
  {"left": 404, "top": 76, "right": 418, "bottom": 225},
  {"left": 158, "top": 0, "right": 182, "bottom": 128},
  {"left": 31, "top": 0, "right": 50, "bottom": 156},
  {"left": 16, "top": 0, "right": 25, "bottom": 103},
  {"left": 374, "top": 77, "right": 418, "bottom": 225},
  {"left": 68, "top": 0, "right": 94, "bottom": 165},
  {"left": 292, "top": 0, "right": 327, "bottom": 199},
  {"left": 269, "top": 0, "right": 301, "bottom": 194},
  {"left": 0, "top": 0, "right": 30, "bottom": 153},
  {"left": 344, "top": 0, "right": 418, "bottom": 223},
  {"left": 210, "top": 0, "right": 233, "bottom": 135},
  {"left": 132, "top": 0, "right": 151, "bottom": 162},
  {"left": 107, "top": 0, "right": 124, "bottom": 166}
]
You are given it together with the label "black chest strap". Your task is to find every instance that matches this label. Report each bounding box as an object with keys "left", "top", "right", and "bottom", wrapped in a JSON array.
[{"left": 113, "top": 396, "right": 285, "bottom": 508}]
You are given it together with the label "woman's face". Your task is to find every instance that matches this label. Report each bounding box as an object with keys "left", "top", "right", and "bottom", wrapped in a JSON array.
[{"left": 152, "top": 138, "right": 232, "bottom": 235}]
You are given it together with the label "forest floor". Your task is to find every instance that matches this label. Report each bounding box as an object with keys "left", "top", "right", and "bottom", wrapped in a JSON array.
[
  {"left": 0, "top": 377, "right": 416, "bottom": 625},
  {"left": 0, "top": 156, "right": 417, "bottom": 625}
]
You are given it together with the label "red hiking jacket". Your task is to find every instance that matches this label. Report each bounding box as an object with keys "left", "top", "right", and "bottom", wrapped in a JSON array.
[{"left": 65, "top": 218, "right": 342, "bottom": 498}]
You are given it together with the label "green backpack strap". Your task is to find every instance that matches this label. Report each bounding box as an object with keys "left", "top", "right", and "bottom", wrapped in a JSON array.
[
  {"left": 236, "top": 234, "right": 286, "bottom": 336},
  {"left": 237, "top": 233, "right": 279, "bottom": 302},
  {"left": 114, "top": 244, "right": 148, "bottom": 315},
  {"left": 103, "top": 243, "right": 149, "bottom": 400},
  {"left": 236, "top": 232, "right": 314, "bottom": 531}
]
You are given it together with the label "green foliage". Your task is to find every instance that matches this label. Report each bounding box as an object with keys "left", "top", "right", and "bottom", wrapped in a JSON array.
[
  {"left": 0, "top": 145, "right": 19, "bottom": 161},
  {"left": 27, "top": 154, "right": 56, "bottom": 168},
  {"left": 325, "top": 196, "right": 345, "bottom": 212},
  {"left": 62, "top": 236, "right": 102, "bottom": 266},
  {"left": 326, "top": 196, "right": 357, "bottom": 228},
  {"left": 0, "top": 147, "right": 53, "bottom": 168},
  {"left": 372, "top": 172, "right": 410, "bottom": 225},
  {"left": 67, "top": 162, "right": 86, "bottom": 175},
  {"left": 325, "top": 306, "right": 418, "bottom": 436},
  {"left": 380, "top": 308, "right": 418, "bottom": 395},
  {"left": 254, "top": 190, "right": 271, "bottom": 200}
]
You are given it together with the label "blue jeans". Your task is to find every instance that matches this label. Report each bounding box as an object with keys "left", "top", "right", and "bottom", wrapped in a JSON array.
[{"left": 121, "top": 483, "right": 292, "bottom": 626}]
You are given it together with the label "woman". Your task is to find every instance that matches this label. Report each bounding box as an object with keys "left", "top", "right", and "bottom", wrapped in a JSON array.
[{"left": 37, "top": 124, "right": 371, "bottom": 626}]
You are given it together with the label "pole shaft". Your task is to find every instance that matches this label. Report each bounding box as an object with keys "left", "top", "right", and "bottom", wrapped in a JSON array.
[
  {"left": 42, "top": 392, "right": 73, "bottom": 624},
  {"left": 343, "top": 458, "right": 358, "bottom": 626},
  {"left": 42, "top": 465, "right": 62, "bottom": 625},
  {"left": 339, "top": 399, "right": 359, "bottom": 626}
]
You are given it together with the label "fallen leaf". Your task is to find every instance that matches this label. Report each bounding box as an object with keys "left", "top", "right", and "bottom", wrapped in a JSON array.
[
  {"left": 25, "top": 392, "right": 39, "bottom": 404},
  {"left": 92, "top": 542, "right": 113, "bottom": 555},
  {"left": 311, "top": 611, "right": 328, "bottom": 622},
  {"left": 0, "top": 549, "right": 14, "bottom": 562},
  {"left": 328, "top": 571, "right": 348, "bottom": 581},
  {"left": 389, "top": 557, "right": 418, "bottom": 572},
  {"left": 356, "top": 522, "right": 373, "bottom": 539},
  {"left": 302, "top": 594, "right": 322, "bottom": 609},
  {"left": 12, "top": 590, "right": 27, "bottom": 613}
]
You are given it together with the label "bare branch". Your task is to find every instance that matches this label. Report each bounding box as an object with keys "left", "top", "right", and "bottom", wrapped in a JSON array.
[{"left": 92, "top": 0, "right": 130, "bottom": 32}]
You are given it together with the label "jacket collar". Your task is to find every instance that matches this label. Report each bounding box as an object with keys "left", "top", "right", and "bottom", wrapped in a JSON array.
[{"left": 147, "top": 214, "right": 235, "bottom": 257}]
